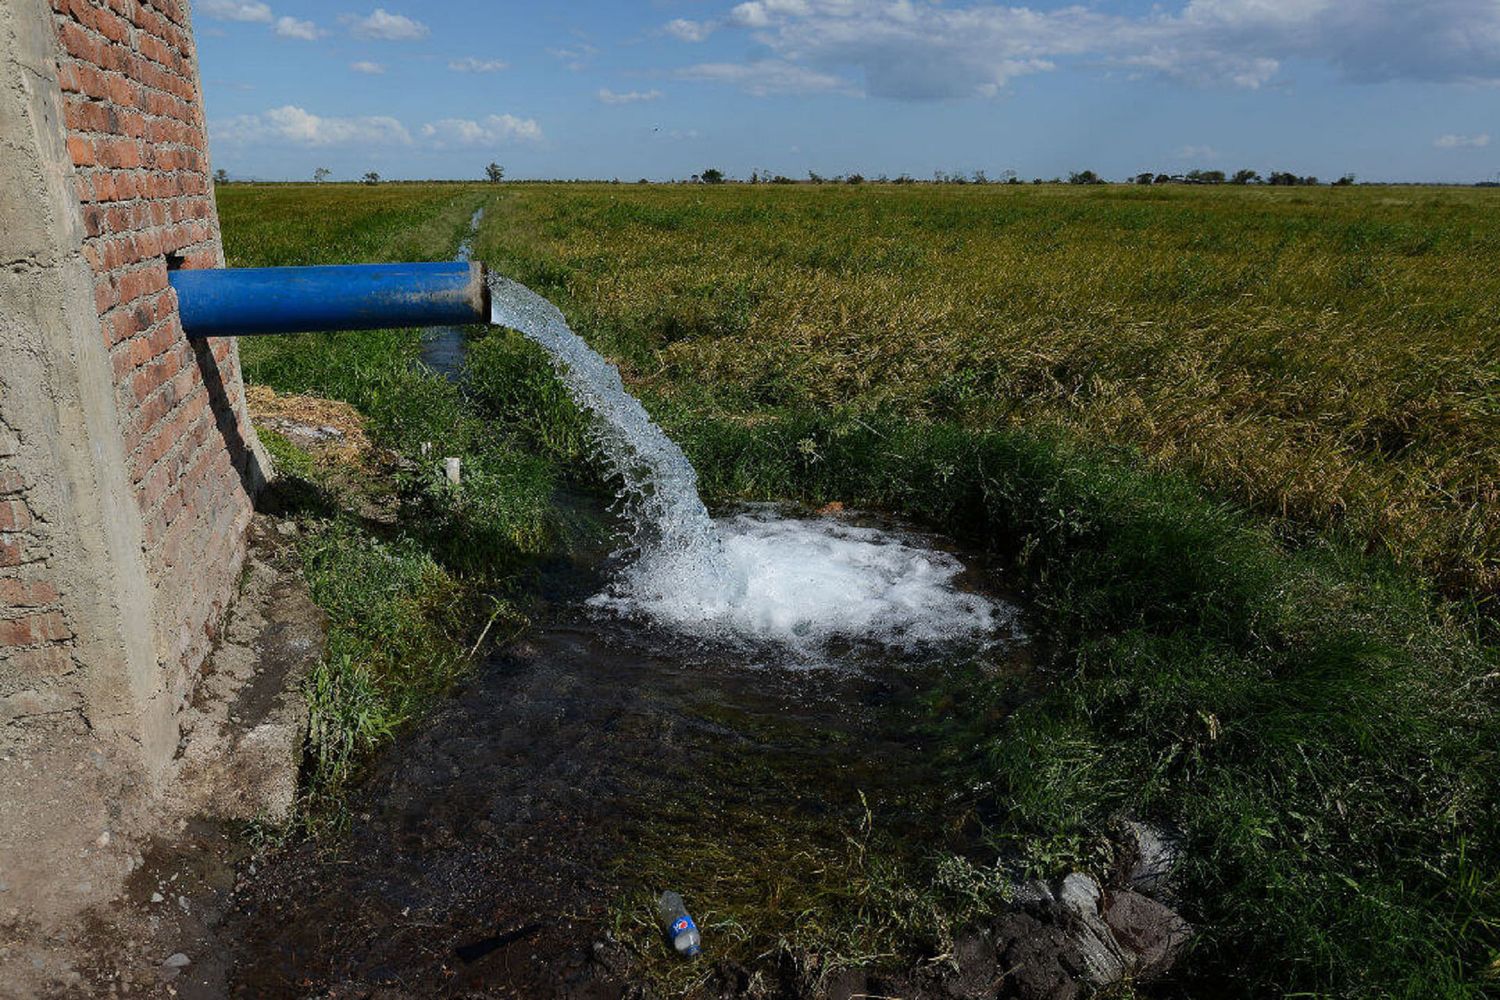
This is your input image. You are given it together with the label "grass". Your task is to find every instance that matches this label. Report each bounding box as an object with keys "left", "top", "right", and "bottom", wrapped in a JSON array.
[
  {"left": 218, "top": 182, "right": 1499, "bottom": 995},
  {"left": 221, "top": 183, "right": 590, "bottom": 815},
  {"left": 662, "top": 413, "right": 1499, "bottom": 996}
]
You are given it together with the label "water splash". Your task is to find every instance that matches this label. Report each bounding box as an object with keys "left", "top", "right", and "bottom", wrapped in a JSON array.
[
  {"left": 488, "top": 276, "right": 740, "bottom": 602},
  {"left": 488, "top": 274, "right": 1011, "bottom": 657}
]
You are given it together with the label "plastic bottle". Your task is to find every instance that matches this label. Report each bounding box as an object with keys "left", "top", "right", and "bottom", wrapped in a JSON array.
[{"left": 657, "top": 891, "right": 702, "bottom": 958}]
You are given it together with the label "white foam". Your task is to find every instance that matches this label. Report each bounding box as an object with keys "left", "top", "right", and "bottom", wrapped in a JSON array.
[
  {"left": 489, "top": 275, "right": 1011, "bottom": 662},
  {"left": 590, "top": 507, "right": 1010, "bottom": 657}
]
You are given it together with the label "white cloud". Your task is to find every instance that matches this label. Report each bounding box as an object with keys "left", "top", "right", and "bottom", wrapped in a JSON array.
[
  {"left": 449, "top": 57, "right": 509, "bottom": 73},
  {"left": 664, "top": 18, "right": 715, "bottom": 43},
  {"left": 1436, "top": 133, "right": 1492, "bottom": 149},
  {"left": 342, "top": 8, "right": 429, "bottom": 41},
  {"left": 548, "top": 44, "right": 599, "bottom": 72},
  {"left": 694, "top": 0, "right": 1500, "bottom": 100},
  {"left": 678, "top": 59, "right": 854, "bottom": 97},
  {"left": 730, "top": 0, "right": 812, "bottom": 30},
  {"left": 420, "top": 114, "right": 544, "bottom": 147},
  {"left": 199, "top": 0, "right": 272, "bottom": 23},
  {"left": 598, "top": 88, "right": 664, "bottom": 105},
  {"left": 350, "top": 61, "right": 386, "bottom": 74},
  {"left": 274, "top": 16, "right": 322, "bottom": 40},
  {"left": 214, "top": 105, "right": 412, "bottom": 146},
  {"left": 1176, "top": 144, "right": 1221, "bottom": 160}
]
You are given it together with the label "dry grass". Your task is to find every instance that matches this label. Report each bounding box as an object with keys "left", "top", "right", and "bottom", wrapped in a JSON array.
[{"left": 245, "top": 384, "right": 372, "bottom": 462}]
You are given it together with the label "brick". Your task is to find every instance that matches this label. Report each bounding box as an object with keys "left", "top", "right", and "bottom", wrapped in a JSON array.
[
  {"left": 0, "top": 470, "right": 23, "bottom": 495},
  {"left": 96, "top": 137, "right": 141, "bottom": 169},
  {"left": 106, "top": 73, "right": 139, "bottom": 108},
  {"left": 119, "top": 108, "right": 148, "bottom": 139},
  {"left": 57, "top": 20, "right": 103, "bottom": 64},
  {"left": 0, "top": 536, "right": 19, "bottom": 568},
  {"left": 0, "top": 501, "right": 32, "bottom": 533},
  {"left": 93, "top": 5, "right": 132, "bottom": 44},
  {"left": 0, "top": 612, "right": 74, "bottom": 647},
  {"left": 0, "top": 577, "right": 61, "bottom": 608},
  {"left": 95, "top": 278, "right": 116, "bottom": 313},
  {"left": 0, "top": 645, "right": 75, "bottom": 678},
  {"left": 66, "top": 135, "right": 95, "bottom": 167},
  {"left": 108, "top": 304, "right": 143, "bottom": 344},
  {"left": 56, "top": 61, "right": 81, "bottom": 92},
  {"left": 63, "top": 98, "right": 103, "bottom": 133},
  {"left": 74, "top": 62, "right": 109, "bottom": 100},
  {"left": 111, "top": 170, "right": 139, "bottom": 200},
  {"left": 89, "top": 172, "right": 115, "bottom": 202}
]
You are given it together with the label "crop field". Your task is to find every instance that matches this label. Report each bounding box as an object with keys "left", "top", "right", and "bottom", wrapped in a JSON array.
[
  {"left": 220, "top": 182, "right": 1499, "bottom": 998},
  {"left": 478, "top": 183, "right": 1500, "bottom": 604}
]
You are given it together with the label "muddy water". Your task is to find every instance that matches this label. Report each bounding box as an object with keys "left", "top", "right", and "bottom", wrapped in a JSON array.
[
  {"left": 224, "top": 511, "right": 1026, "bottom": 998},
  {"left": 419, "top": 207, "right": 484, "bottom": 379}
]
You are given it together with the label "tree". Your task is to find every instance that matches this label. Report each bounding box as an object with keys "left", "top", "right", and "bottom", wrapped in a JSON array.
[
  {"left": 485, "top": 162, "right": 505, "bottom": 183},
  {"left": 1134, "top": 173, "right": 1156, "bottom": 185},
  {"left": 212, "top": 168, "right": 229, "bottom": 184},
  {"left": 314, "top": 167, "right": 332, "bottom": 183},
  {"left": 362, "top": 171, "right": 381, "bottom": 185},
  {"left": 846, "top": 173, "right": 865, "bottom": 185},
  {"left": 1230, "top": 169, "right": 1260, "bottom": 185},
  {"left": 701, "top": 167, "right": 725, "bottom": 184},
  {"left": 1068, "top": 169, "right": 1104, "bottom": 185},
  {"left": 1334, "top": 173, "right": 1356, "bottom": 186}
]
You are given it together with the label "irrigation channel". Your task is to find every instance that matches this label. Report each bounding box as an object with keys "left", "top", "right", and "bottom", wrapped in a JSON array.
[{"left": 226, "top": 231, "right": 1033, "bottom": 996}]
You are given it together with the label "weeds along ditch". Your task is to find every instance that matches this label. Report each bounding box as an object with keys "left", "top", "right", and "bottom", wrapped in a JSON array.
[{"left": 219, "top": 183, "right": 1499, "bottom": 997}]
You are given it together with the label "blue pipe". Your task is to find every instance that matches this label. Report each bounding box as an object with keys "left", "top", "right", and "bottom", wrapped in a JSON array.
[{"left": 170, "top": 261, "right": 490, "bottom": 338}]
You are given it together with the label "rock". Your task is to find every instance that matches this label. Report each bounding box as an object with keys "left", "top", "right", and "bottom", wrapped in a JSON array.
[
  {"left": 1055, "top": 874, "right": 1128, "bottom": 986},
  {"left": 150, "top": 892, "right": 164, "bottom": 903},
  {"left": 163, "top": 953, "right": 190, "bottom": 968},
  {"left": 1009, "top": 878, "right": 1055, "bottom": 911},
  {"left": 1120, "top": 820, "right": 1181, "bottom": 897},
  {"left": 1102, "top": 890, "right": 1193, "bottom": 980},
  {"left": 1056, "top": 873, "right": 1102, "bottom": 919},
  {"left": 993, "top": 912, "right": 1079, "bottom": 1000}
]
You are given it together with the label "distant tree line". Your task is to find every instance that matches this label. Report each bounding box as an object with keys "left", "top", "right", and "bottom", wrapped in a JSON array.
[
  {"left": 680, "top": 166, "right": 1366, "bottom": 187},
  {"left": 1126, "top": 169, "right": 1354, "bottom": 187}
]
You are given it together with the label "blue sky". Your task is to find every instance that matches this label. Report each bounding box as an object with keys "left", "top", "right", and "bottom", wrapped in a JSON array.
[{"left": 198, "top": 0, "right": 1500, "bottom": 183}]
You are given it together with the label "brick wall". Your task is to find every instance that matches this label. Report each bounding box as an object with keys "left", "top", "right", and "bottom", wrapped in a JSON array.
[
  {"left": 37, "top": 0, "right": 259, "bottom": 699},
  {"left": 0, "top": 417, "right": 79, "bottom": 724}
]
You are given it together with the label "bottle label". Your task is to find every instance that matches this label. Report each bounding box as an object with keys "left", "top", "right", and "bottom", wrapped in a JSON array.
[{"left": 670, "top": 915, "right": 697, "bottom": 941}]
